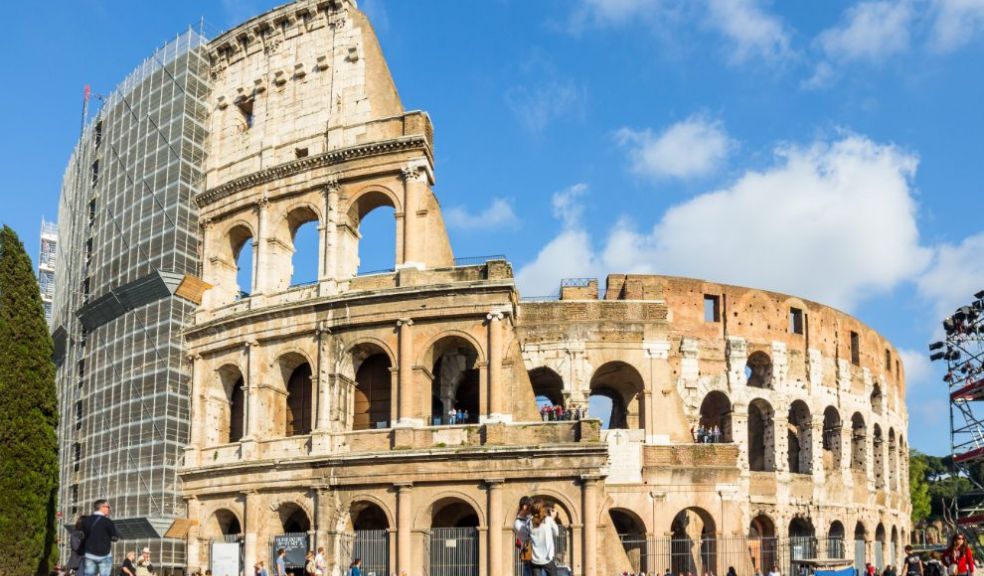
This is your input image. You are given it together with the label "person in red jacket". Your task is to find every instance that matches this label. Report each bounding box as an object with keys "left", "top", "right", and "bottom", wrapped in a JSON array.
[{"left": 944, "top": 533, "right": 975, "bottom": 576}]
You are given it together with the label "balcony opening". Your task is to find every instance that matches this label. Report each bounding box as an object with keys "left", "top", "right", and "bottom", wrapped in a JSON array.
[
  {"left": 748, "top": 398, "right": 775, "bottom": 472},
  {"left": 353, "top": 353, "right": 392, "bottom": 430},
  {"left": 588, "top": 361, "right": 644, "bottom": 430},
  {"left": 428, "top": 336, "right": 480, "bottom": 425},
  {"left": 704, "top": 295, "right": 720, "bottom": 322}
]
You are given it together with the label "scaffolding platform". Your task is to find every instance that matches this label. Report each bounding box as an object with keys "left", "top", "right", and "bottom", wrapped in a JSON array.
[{"left": 952, "top": 379, "right": 984, "bottom": 402}]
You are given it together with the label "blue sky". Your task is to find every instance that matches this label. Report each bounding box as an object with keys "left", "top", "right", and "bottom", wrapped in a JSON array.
[{"left": 2, "top": 0, "right": 984, "bottom": 456}]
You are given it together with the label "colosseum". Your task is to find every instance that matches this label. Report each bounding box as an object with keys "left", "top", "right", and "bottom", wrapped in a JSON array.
[{"left": 177, "top": 1, "right": 911, "bottom": 575}]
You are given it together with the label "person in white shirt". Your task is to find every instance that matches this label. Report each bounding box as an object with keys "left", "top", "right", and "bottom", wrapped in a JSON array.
[
  {"left": 528, "top": 499, "right": 560, "bottom": 576},
  {"left": 769, "top": 565, "right": 782, "bottom": 576},
  {"left": 513, "top": 497, "right": 533, "bottom": 576},
  {"left": 314, "top": 547, "right": 326, "bottom": 576}
]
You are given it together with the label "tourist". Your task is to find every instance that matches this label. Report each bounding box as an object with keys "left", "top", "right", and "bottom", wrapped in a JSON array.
[
  {"left": 134, "top": 548, "right": 153, "bottom": 576},
  {"left": 462, "top": 409, "right": 470, "bottom": 423},
  {"left": 347, "top": 558, "right": 362, "bottom": 576},
  {"left": 904, "top": 546, "right": 924, "bottom": 576},
  {"left": 528, "top": 499, "right": 560, "bottom": 576},
  {"left": 514, "top": 496, "right": 533, "bottom": 576},
  {"left": 254, "top": 562, "right": 268, "bottom": 576},
  {"left": 81, "top": 499, "right": 120, "bottom": 576},
  {"left": 275, "top": 548, "right": 287, "bottom": 576},
  {"left": 449, "top": 407, "right": 457, "bottom": 425},
  {"left": 884, "top": 565, "right": 898, "bottom": 576},
  {"left": 925, "top": 553, "right": 944, "bottom": 576},
  {"left": 944, "top": 534, "right": 974, "bottom": 576},
  {"left": 67, "top": 515, "right": 86, "bottom": 576},
  {"left": 119, "top": 552, "right": 136, "bottom": 576},
  {"left": 540, "top": 406, "right": 549, "bottom": 421},
  {"left": 314, "top": 547, "right": 327, "bottom": 576},
  {"left": 769, "top": 564, "right": 782, "bottom": 576},
  {"left": 712, "top": 426, "right": 722, "bottom": 443}
]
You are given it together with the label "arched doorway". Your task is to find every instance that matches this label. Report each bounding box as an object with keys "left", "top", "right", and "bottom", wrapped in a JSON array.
[
  {"left": 348, "top": 502, "right": 390, "bottom": 576},
  {"left": 851, "top": 413, "right": 867, "bottom": 473},
  {"left": 428, "top": 337, "right": 480, "bottom": 425},
  {"left": 670, "top": 508, "right": 717, "bottom": 576},
  {"left": 529, "top": 367, "right": 565, "bottom": 417},
  {"left": 789, "top": 517, "right": 817, "bottom": 574},
  {"left": 888, "top": 429, "right": 898, "bottom": 490},
  {"left": 854, "top": 522, "right": 867, "bottom": 574},
  {"left": 286, "top": 206, "right": 320, "bottom": 287},
  {"left": 343, "top": 191, "right": 397, "bottom": 278},
  {"left": 270, "top": 504, "right": 311, "bottom": 573},
  {"left": 828, "top": 521, "right": 846, "bottom": 559},
  {"left": 588, "top": 361, "right": 644, "bottom": 430},
  {"left": 749, "top": 515, "right": 777, "bottom": 575},
  {"left": 746, "top": 351, "right": 773, "bottom": 388},
  {"left": 823, "top": 406, "right": 842, "bottom": 471},
  {"left": 285, "top": 362, "right": 313, "bottom": 436},
  {"left": 204, "top": 509, "right": 243, "bottom": 571},
  {"left": 748, "top": 398, "right": 776, "bottom": 472},
  {"left": 213, "top": 365, "right": 245, "bottom": 445},
  {"left": 699, "top": 391, "right": 732, "bottom": 443},
  {"left": 787, "top": 400, "right": 813, "bottom": 474},
  {"left": 875, "top": 524, "right": 886, "bottom": 570},
  {"left": 611, "top": 508, "right": 650, "bottom": 574},
  {"left": 430, "top": 498, "right": 480, "bottom": 576},
  {"left": 353, "top": 351, "right": 392, "bottom": 430}
]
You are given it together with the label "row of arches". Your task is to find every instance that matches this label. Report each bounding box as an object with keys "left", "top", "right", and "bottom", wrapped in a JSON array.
[{"left": 699, "top": 392, "right": 906, "bottom": 483}]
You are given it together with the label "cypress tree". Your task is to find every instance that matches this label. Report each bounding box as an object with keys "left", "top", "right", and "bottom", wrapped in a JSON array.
[{"left": 0, "top": 225, "right": 59, "bottom": 576}]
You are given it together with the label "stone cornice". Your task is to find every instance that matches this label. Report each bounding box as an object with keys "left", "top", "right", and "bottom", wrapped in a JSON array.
[{"left": 196, "top": 135, "right": 432, "bottom": 208}]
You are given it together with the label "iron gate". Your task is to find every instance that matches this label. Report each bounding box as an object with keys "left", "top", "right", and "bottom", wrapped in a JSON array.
[
  {"left": 430, "top": 527, "right": 479, "bottom": 576},
  {"left": 856, "top": 539, "right": 867, "bottom": 573},
  {"left": 353, "top": 529, "right": 389, "bottom": 576}
]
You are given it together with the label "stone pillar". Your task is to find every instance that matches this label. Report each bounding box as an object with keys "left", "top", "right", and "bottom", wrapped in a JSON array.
[
  {"left": 486, "top": 479, "right": 504, "bottom": 576},
  {"left": 243, "top": 340, "right": 261, "bottom": 457},
  {"left": 582, "top": 476, "right": 602, "bottom": 576},
  {"left": 486, "top": 312, "right": 509, "bottom": 423},
  {"left": 320, "top": 177, "right": 340, "bottom": 290},
  {"left": 243, "top": 490, "right": 260, "bottom": 574},
  {"left": 186, "top": 354, "right": 203, "bottom": 466},
  {"left": 315, "top": 323, "right": 332, "bottom": 431},
  {"left": 400, "top": 161, "right": 429, "bottom": 269},
  {"left": 811, "top": 416, "right": 825, "bottom": 480},
  {"left": 253, "top": 196, "right": 270, "bottom": 295},
  {"left": 396, "top": 319, "right": 416, "bottom": 426},
  {"left": 186, "top": 496, "right": 202, "bottom": 573},
  {"left": 396, "top": 482, "right": 413, "bottom": 575}
]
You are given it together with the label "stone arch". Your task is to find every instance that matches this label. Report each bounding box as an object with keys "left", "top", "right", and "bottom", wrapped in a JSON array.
[
  {"left": 611, "top": 507, "right": 648, "bottom": 574},
  {"left": 787, "top": 400, "right": 813, "bottom": 474},
  {"left": 874, "top": 424, "right": 885, "bottom": 489},
  {"left": 341, "top": 185, "right": 402, "bottom": 278},
  {"left": 875, "top": 523, "right": 887, "bottom": 568},
  {"left": 214, "top": 221, "right": 256, "bottom": 304},
  {"left": 888, "top": 428, "right": 898, "bottom": 490},
  {"left": 424, "top": 334, "right": 484, "bottom": 425},
  {"left": 891, "top": 525, "right": 899, "bottom": 568},
  {"left": 746, "top": 351, "right": 773, "bottom": 389},
  {"left": 749, "top": 514, "right": 776, "bottom": 538},
  {"left": 871, "top": 383, "right": 884, "bottom": 415},
  {"left": 202, "top": 507, "right": 243, "bottom": 540},
  {"left": 828, "top": 521, "right": 847, "bottom": 558},
  {"left": 749, "top": 514, "right": 777, "bottom": 575},
  {"left": 823, "top": 406, "right": 843, "bottom": 471},
  {"left": 671, "top": 507, "right": 717, "bottom": 576},
  {"left": 829, "top": 520, "right": 846, "bottom": 540},
  {"left": 851, "top": 413, "right": 867, "bottom": 472},
  {"left": 699, "top": 391, "right": 733, "bottom": 443},
  {"left": 588, "top": 361, "right": 645, "bottom": 430},
  {"left": 284, "top": 204, "right": 322, "bottom": 288},
  {"left": 340, "top": 495, "right": 394, "bottom": 532},
  {"left": 275, "top": 501, "right": 312, "bottom": 534},
  {"left": 748, "top": 398, "right": 776, "bottom": 472},
  {"left": 348, "top": 499, "right": 392, "bottom": 531},
  {"left": 340, "top": 337, "right": 398, "bottom": 375},
  {"left": 276, "top": 351, "right": 315, "bottom": 437},
  {"left": 426, "top": 495, "right": 484, "bottom": 529},
  {"left": 210, "top": 363, "right": 246, "bottom": 445},
  {"left": 788, "top": 516, "right": 815, "bottom": 538},
  {"left": 529, "top": 366, "right": 565, "bottom": 407},
  {"left": 521, "top": 491, "right": 578, "bottom": 528},
  {"left": 854, "top": 521, "right": 867, "bottom": 541}
]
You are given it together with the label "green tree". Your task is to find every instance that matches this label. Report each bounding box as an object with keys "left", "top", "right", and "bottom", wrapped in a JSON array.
[
  {"left": 0, "top": 225, "right": 59, "bottom": 575},
  {"left": 910, "top": 450, "right": 932, "bottom": 523}
]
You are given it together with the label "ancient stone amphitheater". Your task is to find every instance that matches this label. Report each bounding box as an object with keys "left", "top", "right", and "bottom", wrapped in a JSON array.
[{"left": 180, "top": 1, "right": 910, "bottom": 575}]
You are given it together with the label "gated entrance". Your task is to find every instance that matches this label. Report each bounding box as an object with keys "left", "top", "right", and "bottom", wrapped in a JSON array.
[
  {"left": 429, "top": 527, "right": 479, "bottom": 576},
  {"left": 353, "top": 529, "right": 389, "bottom": 576}
]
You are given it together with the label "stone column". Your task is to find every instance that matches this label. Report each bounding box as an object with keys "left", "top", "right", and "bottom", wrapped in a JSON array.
[
  {"left": 399, "top": 161, "right": 429, "bottom": 269},
  {"left": 243, "top": 490, "right": 260, "bottom": 574},
  {"left": 243, "top": 340, "right": 261, "bottom": 458},
  {"left": 582, "top": 475, "right": 602, "bottom": 576},
  {"left": 396, "top": 319, "right": 415, "bottom": 426},
  {"left": 486, "top": 312, "right": 508, "bottom": 423},
  {"left": 186, "top": 354, "right": 203, "bottom": 466},
  {"left": 253, "top": 196, "right": 270, "bottom": 295},
  {"left": 186, "top": 496, "right": 202, "bottom": 573},
  {"left": 320, "top": 177, "right": 340, "bottom": 290},
  {"left": 315, "top": 323, "right": 332, "bottom": 431},
  {"left": 396, "top": 482, "right": 413, "bottom": 575},
  {"left": 486, "top": 479, "right": 504, "bottom": 576}
]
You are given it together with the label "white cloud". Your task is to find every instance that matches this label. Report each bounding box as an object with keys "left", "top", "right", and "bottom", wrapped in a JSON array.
[
  {"left": 443, "top": 198, "right": 519, "bottom": 231},
  {"left": 801, "top": 62, "right": 837, "bottom": 91},
  {"left": 704, "top": 0, "right": 792, "bottom": 63},
  {"left": 504, "top": 79, "right": 586, "bottom": 135},
  {"left": 817, "top": 1, "right": 914, "bottom": 63},
  {"left": 929, "top": 0, "right": 984, "bottom": 52},
  {"left": 899, "top": 348, "right": 934, "bottom": 387},
  {"left": 616, "top": 115, "right": 733, "bottom": 180},
  {"left": 518, "top": 134, "right": 933, "bottom": 311},
  {"left": 916, "top": 232, "right": 984, "bottom": 318},
  {"left": 572, "top": 0, "right": 661, "bottom": 26}
]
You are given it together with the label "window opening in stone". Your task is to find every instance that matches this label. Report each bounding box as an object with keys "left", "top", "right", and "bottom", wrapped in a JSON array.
[
  {"left": 216, "top": 365, "right": 246, "bottom": 445},
  {"left": 588, "top": 361, "right": 644, "bottom": 430},
  {"left": 745, "top": 351, "right": 773, "bottom": 389},
  {"left": 279, "top": 506, "right": 311, "bottom": 534},
  {"left": 850, "top": 331, "right": 860, "bottom": 365},
  {"left": 285, "top": 362, "right": 313, "bottom": 436},
  {"left": 748, "top": 398, "right": 775, "bottom": 472},
  {"left": 671, "top": 508, "right": 717, "bottom": 576},
  {"left": 353, "top": 353, "right": 392, "bottom": 430},
  {"left": 787, "top": 400, "right": 813, "bottom": 474},
  {"left": 870, "top": 384, "right": 883, "bottom": 415},
  {"left": 610, "top": 509, "right": 648, "bottom": 574},
  {"left": 288, "top": 210, "right": 319, "bottom": 287},
  {"left": 888, "top": 428, "right": 898, "bottom": 490},
  {"left": 704, "top": 295, "right": 720, "bottom": 322},
  {"left": 206, "top": 509, "right": 241, "bottom": 539},
  {"left": 432, "top": 499, "right": 479, "bottom": 528},
  {"left": 228, "top": 225, "right": 254, "bottom": 299},
  {"left": 429, "top": 337, "right": 480, "bottom": 425},
  {"left": 236, "top": 98, "right": 254, "bottom": 129},
  {"left": 72, "top": 442, "right": 81, "bottom": 471},
  {"left": 885, "top": 349, "right": 891, "bottom": 372},
  {"left": 789, "top": 307, "right": 804, "bottom": 334},
  {"left": 851, "top": 413, "right": 867, "bottom": 472},
  {"left": 347, "top": 195, "right": 396, "bottom": 277},
  {"left": 351, "top": 502, "right": 389, "bottom": 531},
  {"left": 698, "top": 391, "right": 732, "bottom": 443},
  {"left": 873, "top": 424, "right": 885, "bottom": 489},
  {"left": 529, "top": 367, "right": 566, "bottom": 419},
  {"left": 822, "top": 406, "right": 842, "bottom": 471}
]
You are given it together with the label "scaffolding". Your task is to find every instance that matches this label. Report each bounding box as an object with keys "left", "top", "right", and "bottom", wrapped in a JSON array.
[
  {"left": 38, "top": 219, "right": 58, "bottom": 325},
  {"left": 53, "top": 28, "right": 209, "bottom": 572}
]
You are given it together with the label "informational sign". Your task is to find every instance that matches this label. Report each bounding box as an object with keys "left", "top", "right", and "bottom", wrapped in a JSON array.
[
  {"left": 211, "top": 542, "right": 241, "bottom": 576},
  {"left": 274, "top": 534, "right": 309, "bottom": 568}
]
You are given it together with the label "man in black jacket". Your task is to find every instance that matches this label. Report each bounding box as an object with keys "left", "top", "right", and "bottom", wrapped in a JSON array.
[{"left": 81, "top": 499, "right": 120, "bottom": 576}]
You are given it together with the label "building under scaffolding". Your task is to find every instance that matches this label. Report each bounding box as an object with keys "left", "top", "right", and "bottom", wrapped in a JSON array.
[
  {"left": 52, "top": 29, "right": 208, "bottom": 571},
  {"left": 38, "top": 219, "right": 58, "bottom": 325}
]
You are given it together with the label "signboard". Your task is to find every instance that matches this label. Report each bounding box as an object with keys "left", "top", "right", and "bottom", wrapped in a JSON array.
[
  {"left": 211, "top": 542, "right": 240, "bottom": 576},
  {"left": 273, "top": 534, "right": 309, "bottom": 568}
]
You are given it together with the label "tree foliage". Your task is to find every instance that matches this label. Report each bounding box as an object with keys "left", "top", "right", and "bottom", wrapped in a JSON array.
[
  {"left": 910, "top": 449, "right": 932, "bottom": 523},
  {"left": 0, "top": 225, "right": 59, "bottom": 575}
]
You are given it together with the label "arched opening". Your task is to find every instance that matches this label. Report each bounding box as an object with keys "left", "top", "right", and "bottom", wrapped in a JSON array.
[
  {"left": 746, "top": 351, "right": 773, "bottom": 389},
  {"left": 698, "top": 391, "right": 732, "bottom": 443},
  {"left": 345, "top": 191, "right": 397, "bottom": 278},
  {"left": 854, "top": 522, "right": 867, "bottom": 574},
  {"left": 890, "top": 526, "right": 899, "bottom": 569},
  {"left": 229, "top": 224, "right": 254, "bottom": 299},
  {"left": 588, "top": 361, "right": 644, "bottom": 430},
  {"left": 278, "top": 504, "right": 311, "bottom": 534},
  {"left": 787, "top": 400, "right": 813, "bottom": 474},
  {"left": 671, "top": 508, "right": 717, "bottom": 576},
  {"left": 529, "top": 367, "right": 565, "bottom": 419},
  {"left": 871, "top": 383, "right": 884, "bottom": 415},
  {"left": 873, "top": 424, "right": 885, "bottom": 489},
  {"left": 213, "top": 365, "right": 245, "bottom": 446},
  {"left": 287, "top": 206, "right": 320, "bottom": 287},
  {"left": 823, "top": 406, "right": 843, "bottom": 471},
  {"left": 278, "top": 354, "right": 314, "bottom": 437},
  {"left": 353, "top": 352, "right": 392, "bottom": 430},
  {"left": 611, "top": 508, "right": 649, "bottom": 574},
  {"left": 349, "top": 502, "right": 390, "bottom": 576},
  {"left": 789, "top": 517, "right": 817, "bottom": 569},
  {"left": 828, "top": 521, "right": 846, "bottom": 559},
  {"left": 748, "top": 515, "right": 777, "bottom": 575},
  {"left": 875, "top": 523, "right": 886, "bottom": 569},
  {"left": 428, "top": 336, "right": 480, "bottom": 425},
  {"left": 204, "top": 509, "right": 242, "bottom": 540},
  {"left": 851, "top": 413, "right": 867, "bottom": 472},
  {"left": 429, "top": 498, "right": 480, "bottom": 575},
  {"left": 748, "top": 398, "right": 776, "bottom": 472},
  {"left": 888, "top": 428, "right": 898, "bottom": 490}
]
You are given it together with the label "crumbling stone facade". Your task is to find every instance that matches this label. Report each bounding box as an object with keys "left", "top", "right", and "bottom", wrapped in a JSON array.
[{"left": 180, "top": 2, "right": 910, "bottom": 575}]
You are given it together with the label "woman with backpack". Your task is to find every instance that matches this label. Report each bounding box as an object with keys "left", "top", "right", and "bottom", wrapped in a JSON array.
[{"left": 944, "top": 534, "right": 975, "bottom": 576}]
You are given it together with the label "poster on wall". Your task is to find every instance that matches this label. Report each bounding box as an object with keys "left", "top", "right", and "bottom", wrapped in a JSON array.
[
  {"left": 273, "top": 534, "right": 309, "bottom": 568},
  {"left": 211, "top": 542, "right": 241, "bottom": 576}
]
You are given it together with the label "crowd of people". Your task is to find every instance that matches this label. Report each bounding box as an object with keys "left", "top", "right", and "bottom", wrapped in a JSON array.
[
  {"left": 446, "top": 407, "right": 472, "bottom": 425},
  {"left": 692, "top": 425, "right": 725, "bottom": 443},
  {"left": 539, "top": 404, "right": 585, "bottom": 421}
]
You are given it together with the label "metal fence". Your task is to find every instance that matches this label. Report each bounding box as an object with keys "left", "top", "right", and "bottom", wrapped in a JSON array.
[{"left": 429, "top": 527, "right": 480, "bottom": 576}]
